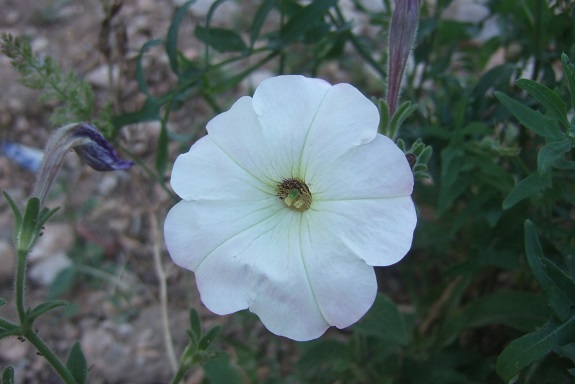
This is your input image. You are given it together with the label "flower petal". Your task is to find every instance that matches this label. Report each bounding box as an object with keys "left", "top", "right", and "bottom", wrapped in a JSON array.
[
  {"left": 194, "top": 210, "right": 331, "bottom": 341},
  {"left": 311, "top": 134, "right": 413, "bottom": 200},
  {"left": 205, "top": 96, "right": 283, "bottom": 183},
  {"left": 164, "top": 198, "right": 282, "bottom": 272},
  {"left": 301, "top": 212, "right": 377, "bottom": 328},
  {"left": 251, "top": 75, "right": 331, "bottom": 177},
  {"left": 206, "top": 76, "right": 332, "bottom": 182},
  {"left": 170, "top": 134, "right": 275, "bottom": 201},
  {"left": 300, "top": 82, "right": 379, "bottom": 180},
  {"left": 311, "top": 197, "right": 417, "bottom": 266}
]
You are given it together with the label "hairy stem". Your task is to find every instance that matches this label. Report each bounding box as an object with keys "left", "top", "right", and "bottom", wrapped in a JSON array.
[
  {"left": 150, "top": 212, "right": 178, "bottom": 373},
  {"left": 15, "top": 250, "right": 28, "bottom": 325},
  {"left": 25, "top": 329, "right": 78, "bottom": 384}
]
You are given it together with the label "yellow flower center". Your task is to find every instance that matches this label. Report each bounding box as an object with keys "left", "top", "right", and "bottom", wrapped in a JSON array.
[{"left": 277, "top": 178, "right": 312, "bottom": 212}]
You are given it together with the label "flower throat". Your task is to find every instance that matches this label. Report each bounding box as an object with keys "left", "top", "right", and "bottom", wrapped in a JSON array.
[{"left": 277, "top": 178, "right": 312, "bottom": 212}]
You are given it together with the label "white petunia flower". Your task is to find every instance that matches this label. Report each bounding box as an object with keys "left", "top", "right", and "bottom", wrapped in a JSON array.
[{"left": 164, "top": 75, "right": 417, "bottom": 341}]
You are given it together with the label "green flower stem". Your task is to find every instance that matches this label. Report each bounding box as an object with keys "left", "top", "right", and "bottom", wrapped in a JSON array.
[
  {"left": 15, "top": 249, "right": 28, "bottom": 325},
  {"left": 170, "top": 348, "right": 193, "bottom": 384},
  {"left": 170, "top": 365, "right": 187, "bottom": 384},
  {"left": 24, "top": 329, "right": 78, "bottom": 384},
  {"left": 14, "top": 248, "right": 77, "bottom": 384}
]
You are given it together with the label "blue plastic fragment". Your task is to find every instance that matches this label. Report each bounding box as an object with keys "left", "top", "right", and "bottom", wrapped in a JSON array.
[{"left": 0, "top": 140, "right": 44, "bottom": 172}]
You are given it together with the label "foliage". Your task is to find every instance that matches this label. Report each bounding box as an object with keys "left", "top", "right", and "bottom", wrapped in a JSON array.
[
  {"left": 0, "top": 34, "right": 114, "bottom": 136},
  {"left": 1, "top": 0, "right": 575, "bottom": 383}
]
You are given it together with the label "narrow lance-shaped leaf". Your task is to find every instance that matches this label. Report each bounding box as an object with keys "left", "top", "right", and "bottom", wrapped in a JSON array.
[
  {"left": 2, "top": 366, "right": 15, "bottom": 384},
  {"left": 502, "top": 172, "right": 551, "bottom": 209},
  {"left": 136, "top": 39, "right": 163, "bottom": 96},
  {"left": 250, "top": 0, "right": 275, "bottom": 46},
  {"left": 199, "top": 325, "right": 221, "bottom": 351},
  {"left": 541, "top": 258, "right": 575, "bottom": 306},
  {"left": 497, "top": 316, "right": 575, "bottom": 383},
  {"left": 280, "top": 0, "right": 338, "bottom": 45},
  {"left": 495, "top": 91, "right": 564, "bottom": 141},
  {"left": 166, "top": 0, "right": 197, "bottom": 75},
  {"left": 388, "top": 101, "right": 418, "bottom": 140},
  {"left": 561, "top": 53, "right": 575, "bottom": 111},
  {"left": 66, "top": 342, "right": 88, "bottom": 384},
  {"left": 194, "top": 26, "right": 247, "bottom": 53},
  {"left": 536, "top": 139, "right": 572, "bottom": 174},
  {"left": 524, "top": 220, "right": 572, "bottom": 321},
  {"left": 26, "top": 300, "right": 68, "bottom": 323},
  {"left": 516, "top": 78, "right": 569, "bottom": 129},
  {"left": 189, "top": 308, "right": 202, "bottom": 342}
]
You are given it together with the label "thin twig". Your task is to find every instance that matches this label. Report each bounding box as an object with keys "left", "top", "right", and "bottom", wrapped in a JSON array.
[{"left": 150, "top": 211, "right": 178, "bottom": 373}]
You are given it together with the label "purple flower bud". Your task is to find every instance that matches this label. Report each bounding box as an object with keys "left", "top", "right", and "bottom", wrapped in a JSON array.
[
  {"left": 32, "top": 122, "right": 133, "bottom": 204},
  {"left": 68, "top": 123, "right": 134, "bottom": 171},
  {"left": 387, "top": 0, "right": 420, "bottom": 117}
]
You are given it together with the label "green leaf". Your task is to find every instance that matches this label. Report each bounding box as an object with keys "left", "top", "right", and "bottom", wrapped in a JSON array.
[
  {"left": 112, "top": 96, "right": 165, "bottom": 129},
  {"left": 250, "top": 0, "right": 275, "bottom": 46},
  {"left": 3, "top": 191, "right": 22, "bottom": 236},
  {"left": 496, "top": 316, "right": 575, "bottom": 383},
  {"left": 376, "top": 98, "right": 390, "bottom": 135},
  {"left": 0, "top": 329, "right": 22, "bottom": 340},
  {"left": 353, "top": 294, "right": 409, "bottom": 345},
  {"left": 279, "top": 0, "right": 337, "bottom": 45},
  {"left": 537, "top": 139, "right": 572, "bottom": 174},
  {"left": 17, "top": 197, "right": 41, "bottom": 252},
  {"left": 502, "top": 171, "right": 552, "bottom": 209},
  {"left": 66, "top": 342, "right": 88, "bottom": 384},
  {"left": 189, "top": 308, "right": 201, "bottom": 342},
  {"left": 556, "top": 342, "right": 575, "bottom": 365},
  {"left": 516, "top": 78, "right": 569, "bottom": 128},
  {"left": 198, "top": 325, "right": 221, "bottom": 351},
  {"left": 495, "top": 91, "right": 564, "bottom": 140},
  {"left": 524, "top": 220, "right": 573, "bottom": 321},
  {"left": 541, "top": 258, "right": 575, "bottom": 306},
  {"left": 2, "top": 366, "right": 14, "bottom": 384},
  {"left": 203, "top": 355, "right": 243, "bottom": 384},
  {"left": 156, "top": 120, "right": 169, "bottom": 177},
  {"left": 26, "top": 300, "right": 68, "bottom": 323},
  {"left": 194, "top": 26, "right": 248, "bottom": 53},
  {"left": 0, "top": 298, "right": 6, "bottom": 307},
  {"left": 439, "top": 291, "right": 550, "bottom": 346},
  {"left": 37, "top": 207, "right": 60, "bottom": 232},
  {"left": 136, "top": 38, "right": 163, "bottom": 96},
  {"left": 166, "top": 0, "right": 197, "bottom": 74},
  {"left": 388, "top": 101, "right": 418, "bottom": 140},
  {"left": 561, "top": 53, "right": 575, "bottom": 110},
  {"left": 297, "top": 339, "right": 348, "bottom": 373},
  {"left": 46, "top": 267, "right": 76, "bottom": 300}
]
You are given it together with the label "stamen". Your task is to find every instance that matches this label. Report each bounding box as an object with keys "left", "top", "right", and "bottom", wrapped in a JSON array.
[{"left": 277, "top": 178, "right": 312, "bottom": 211}]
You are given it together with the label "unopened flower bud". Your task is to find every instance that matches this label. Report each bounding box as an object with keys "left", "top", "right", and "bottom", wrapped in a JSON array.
[
  {"left": 32, "top": 122, "right": 133, "bottom": 204},
  {"left": 387, "top": 0, "right": 420, "bottom": 117}
]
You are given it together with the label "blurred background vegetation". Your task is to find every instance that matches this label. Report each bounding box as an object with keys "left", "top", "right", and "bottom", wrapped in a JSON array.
[{"left": 1, "top": 0, "right": 575, "bottom": 383}]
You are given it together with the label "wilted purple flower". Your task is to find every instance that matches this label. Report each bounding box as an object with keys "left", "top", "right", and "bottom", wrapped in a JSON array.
[
  {"left": 387, "top": 0, "right": 420, "bottom": 116},
  {"left": 68, "top": 123, "right": 134, "bottom": 172},
  {"left": 33, "top": 122, "right": 133, "bottom": 204}
]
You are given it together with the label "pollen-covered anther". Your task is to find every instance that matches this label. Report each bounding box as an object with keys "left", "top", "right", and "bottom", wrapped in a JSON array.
[{"left": 277, "top": 178, "right": 312, "bottom": 211}]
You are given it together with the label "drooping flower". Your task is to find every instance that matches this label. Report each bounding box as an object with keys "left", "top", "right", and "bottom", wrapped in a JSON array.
[
  {"left": 33, "top": 122, "right": 134, "bottom": 205},
  {"left": 164, "top": 75, "right": 417, "bottom": 341}
]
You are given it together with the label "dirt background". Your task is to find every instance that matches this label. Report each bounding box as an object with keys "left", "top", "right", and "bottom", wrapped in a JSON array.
[
  {"left": 0, "top": 0, "right": 480, "bottom": 383},
  {"left": 0, "top": 0, "right": 293, "bottom": 383}
]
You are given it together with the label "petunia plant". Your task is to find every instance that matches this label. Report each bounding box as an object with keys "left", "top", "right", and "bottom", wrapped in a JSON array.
[
  {"left": 164, "top": 75, "right": 418, "bottom": 341},
  {"left": 5, "top": 0, "right": 575, "bottom": 382}
]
